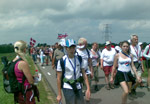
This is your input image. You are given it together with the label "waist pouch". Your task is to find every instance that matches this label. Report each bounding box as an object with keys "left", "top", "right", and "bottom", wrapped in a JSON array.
[{"left": 64, "top": 76, "right": 83, "bottom": 94}]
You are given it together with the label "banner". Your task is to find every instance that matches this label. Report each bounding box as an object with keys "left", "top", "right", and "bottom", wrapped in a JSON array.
[{"left": 57, "top": 33, "right": 68, "bottom": 39}]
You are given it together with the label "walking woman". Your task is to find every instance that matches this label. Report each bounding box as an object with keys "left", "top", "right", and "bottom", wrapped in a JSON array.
[
  {"left": 143, "top": 43, "right": 150, "bottom": 91},
  {"left": 110, "top": 41, "right": 141, "bottom": 104},
  {"left": 13, "top": 40, "right": 36, "bottom": 104}
]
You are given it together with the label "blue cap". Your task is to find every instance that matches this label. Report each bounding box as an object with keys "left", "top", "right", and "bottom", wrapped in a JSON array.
[{"left": 65, "top": 39, "right": 76, "bottom": 47}]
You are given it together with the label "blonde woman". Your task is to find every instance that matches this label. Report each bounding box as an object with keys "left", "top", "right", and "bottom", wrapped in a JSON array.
[{"left": 13, "top": 40, "right": 35, "bottom": 104}]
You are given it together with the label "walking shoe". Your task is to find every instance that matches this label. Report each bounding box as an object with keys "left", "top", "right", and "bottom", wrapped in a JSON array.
[
  {"left": 105, "top": 85, "right": 110, "bottom": 90},
  {"left": 140, "top": 82, "right": 144, "bottom": 87},
  {"left": 109, "top": 83, "right": 115, "bottom": 89},
  {"left": 95, "top": 85, "right": 99, "bottom": 91},
  {"left": 131, "top": 89, "right": 137, "bottom": 98},
  {"left": 147, "top": 86, "right": 150, "bottom": 91},
  {"left": 128, "top": 93, "right": 134, "bottom": 100}
]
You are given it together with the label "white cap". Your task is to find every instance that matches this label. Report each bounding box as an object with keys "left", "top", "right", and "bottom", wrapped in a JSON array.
[
  {"left": 105, "top": 41, "right": 111, "bottom": 45},
  {"left": 138, "top": 42, "right": 143, "bottom": 46}
]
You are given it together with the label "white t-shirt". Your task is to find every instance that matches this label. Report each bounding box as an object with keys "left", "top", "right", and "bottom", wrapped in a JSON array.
[
  {"left": 130, "top": 45, "right": 141, "bottom": 62},
  {"left": 57, "top": 55, "right": 85, "bottom": 89},
  {"left": 76, "top": 48, "right": 91, "bottom": 74},
  {"left": 90, "top": 49, "right": 100, "bottom": 66},
  {"left": 101, "top": 48, "right": 116, "bottom": 66}
]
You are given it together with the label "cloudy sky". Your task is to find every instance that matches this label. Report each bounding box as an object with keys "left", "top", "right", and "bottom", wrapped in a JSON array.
[{"left": 0, "top": 0, "right": 150, "bottom": 45}]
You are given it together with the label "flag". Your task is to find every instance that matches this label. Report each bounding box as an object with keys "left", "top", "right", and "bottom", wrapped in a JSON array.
[{"left": 57, "top": 34, "right": 63, "bottom": 39}]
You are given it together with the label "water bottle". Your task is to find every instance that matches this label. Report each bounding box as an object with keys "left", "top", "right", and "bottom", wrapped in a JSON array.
[{"left": 34, "top": 69, "right": 39, "bottom": 85}]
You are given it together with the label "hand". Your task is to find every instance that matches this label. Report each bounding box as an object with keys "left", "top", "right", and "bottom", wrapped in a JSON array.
[
  {"left": 110, "top": 77, "right": 114, "bottom": 84},
  {"left": 85, "top": 89, "right": 91, "bottom": 101},
  {"left": 57, "top": 95, "right": 62, "bottom": 103},
  {"left": 90, "top": 72, "right": 93, "bottom": 78},
  {"left": 100, "top": 66, "right": 103, "bottom": 70},
  {"left": 137, "top": 76, "right": 142, "bottom": 83},
  {"left": 52, "top": 65, "right": 55, "bottom": 69},
  {"left": 96, "top": 63, "right": 99, "bottom": 67}
]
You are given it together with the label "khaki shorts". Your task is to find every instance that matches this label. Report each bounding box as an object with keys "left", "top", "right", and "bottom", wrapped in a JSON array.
[
  {"left": 93, "top": 66, "right": 99, "bottom": 82},
  {"left": 131, "top": 62, "right": 142, "bottom": 77}
]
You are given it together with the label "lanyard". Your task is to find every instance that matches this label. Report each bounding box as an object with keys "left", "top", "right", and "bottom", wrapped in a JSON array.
[
  {"left": 132, "top": 45, "right": 138, "bottom": 57},
  {"left": 67, "top": 56, "right": 76, "bottom": 80},
  {"left": 122, "top": 51, "right": 130, "bottom": 58}
]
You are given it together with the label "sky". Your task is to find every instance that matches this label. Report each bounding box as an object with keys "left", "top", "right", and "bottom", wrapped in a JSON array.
[{"left": 0, "top": 0, "right": 150, "bottom": 45}]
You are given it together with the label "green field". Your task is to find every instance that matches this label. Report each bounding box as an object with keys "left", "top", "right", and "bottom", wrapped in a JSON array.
[{"left": 0, "top": 53, "right": 56, "bottom": 104}]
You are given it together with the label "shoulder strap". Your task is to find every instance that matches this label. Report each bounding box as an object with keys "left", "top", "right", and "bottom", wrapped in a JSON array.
[
  {"left": 60, "top": 57, "right": 66, "bottom": 88},
  {"left": 77, "top": 55, "right": 82, "bottom": 65},
  {"left": 86, "top": 48, "right": 90, "bottom": 58},
  {"left": 146, "top": 44, "right": 150, "bottom": 55}
]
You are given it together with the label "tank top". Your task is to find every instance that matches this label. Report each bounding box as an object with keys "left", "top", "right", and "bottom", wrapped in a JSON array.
[
  {"left": 118, "top": 55, "right": 132, "bottom": 72},
  {"left": 14, "top": 61, "right": 30, "bottom": 86}
]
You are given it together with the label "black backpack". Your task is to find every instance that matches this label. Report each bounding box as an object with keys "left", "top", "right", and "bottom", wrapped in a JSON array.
[{"left": 1, "top": 56, "right": 25, "bottom": 94}]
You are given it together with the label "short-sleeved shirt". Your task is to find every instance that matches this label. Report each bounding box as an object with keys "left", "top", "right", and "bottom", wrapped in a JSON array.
[
  {"left": 76, "top": 48, "right": 91, "bottom": 74},
  {"left": 101, "top": 48, "right": 116, "bottom": 66},
  {"left": 53, "top": 48, "right": 64, "bottom": 60},
  {"left": 130, "top": 45, "right": 141, "bottom": 62},
  {"left": 90, "top": 49, "right": 100, "bottom": 66},
  {"left": 143, "top": 44, "right": 150, "bottom": 60},
  {"left": 57, "top": 55, "right": 86, "bottom": 89}
]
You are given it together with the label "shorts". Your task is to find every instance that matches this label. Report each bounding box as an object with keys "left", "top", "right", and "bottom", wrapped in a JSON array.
[
  {"left": 93, "top": 66, "right": 99, "bottom": 82},
  {"left": 103, "top": 66, "right": 112, "bottom": 76},
  {"left": 145, "top": 60, "right": 150, "bottom": 69},
  {"left": 114, "top": 70, "right": 135, "bottom": 85}
]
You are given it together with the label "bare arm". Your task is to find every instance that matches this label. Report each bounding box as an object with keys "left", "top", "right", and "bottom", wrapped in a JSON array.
[
  {"left": 88, "top": 58, "right": 93, "bottom": 77},
  {"left": 110, "top": 54, "right": 119, "bottom": 81},
  {"left": 56, "top": 71, "right": 62, "bottom": 103},
  {"left": 100, "top": 59, "right": 104, "bottom": 70},
  {"left": 19, "top": 61, "right": 34, "bottom": 84},
  {"left": 82, "top": 68, "right": 91, "bottom": 101}
]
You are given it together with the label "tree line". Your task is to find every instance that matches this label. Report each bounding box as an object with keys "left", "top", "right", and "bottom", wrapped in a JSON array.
[{"left": 0, "top": 42, "right": 149, "bottom": 53}]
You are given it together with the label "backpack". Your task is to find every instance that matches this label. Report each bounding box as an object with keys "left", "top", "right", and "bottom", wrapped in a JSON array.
[
  {"left": 60, "top": 55, "right": 83, "bottom": 89},
  {"left": 1, "top": 56, "right": 25, "bottom": 94},
  {"left": 142, "top": 44, "right": 150, "bottom": 60}
]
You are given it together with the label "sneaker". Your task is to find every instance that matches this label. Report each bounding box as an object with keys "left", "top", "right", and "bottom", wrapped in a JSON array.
[
  {"left": 128, "top": 93, "right": 134, "bottom": 100},
  {"left": 109, "top": 83, "right": 115, "bottom": 89},
  {"left": 105, "top": 85, "right": 110, "bottom": 90},
  {"left": 95, "top": 85, "right": 99, "bottom": 91}
]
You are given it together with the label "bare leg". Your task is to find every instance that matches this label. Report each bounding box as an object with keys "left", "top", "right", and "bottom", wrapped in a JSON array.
[
  {"left": 120, "top": 81, "right": 129, "bottom": 104},
  {"left": 147, "top": 68, "right": 150, "bottom": 87}
]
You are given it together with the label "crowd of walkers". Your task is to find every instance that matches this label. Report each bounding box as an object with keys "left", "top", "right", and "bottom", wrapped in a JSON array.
[{"left": 27, "top": 34, "right": 150, "bottom": 104}]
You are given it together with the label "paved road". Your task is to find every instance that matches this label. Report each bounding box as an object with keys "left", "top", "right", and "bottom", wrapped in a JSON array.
[{"left": 38, "top": 63, "right": 150, "bottom": 104}]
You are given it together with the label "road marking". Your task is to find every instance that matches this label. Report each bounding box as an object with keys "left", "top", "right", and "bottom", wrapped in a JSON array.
[
  {"left": 42, "top": 67, "right": 45, "bottom": 69},
  {"left": 47, "top": 72, "right": 51, "bottom": 75}
]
